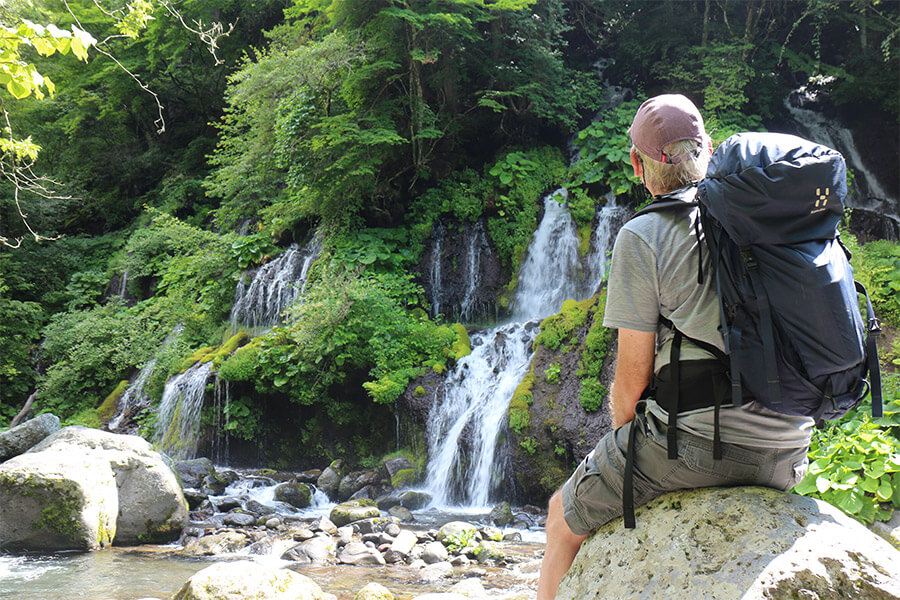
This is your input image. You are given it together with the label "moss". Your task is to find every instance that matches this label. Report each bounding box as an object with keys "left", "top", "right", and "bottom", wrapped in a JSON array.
[
  {"left": 414, "top": 385, "right": 426, "bottom": 397},
  {"left": 391, "top": 468, "right": 416, "bottom": 489},
  {"left": 576, "top": 224, "right": 593, "bottom": 258},
  {"left": 535, "top": 296, "right": 597, "bottom": 350},
  {"left": 451, "top": 323, "right": 472, "bottom": 361},
  {"left": 211, "top": 332, "right": 251, "bottom": 368},
  {"left": 508, "top": 368, "right": 535, "bottom": 434},
  {"left": 432, "top": 363, "right": 445, "bottom": 375},
  {"left": 97, "top": 380, "right": 130, "bottom": 422},
  {"left": 576, "top": 290, "right": 612, "bottom": 412}
]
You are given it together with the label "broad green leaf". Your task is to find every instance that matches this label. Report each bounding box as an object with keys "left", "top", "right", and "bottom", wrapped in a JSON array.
[
  {"left": 815, "top": 475, "right": 832, "bottom": 494},
  {"left": 876, "top": 480, "right": 893, "bottom": 502},
  {"left": 6, "top": 79, "right": 29, "bottom": 99}
]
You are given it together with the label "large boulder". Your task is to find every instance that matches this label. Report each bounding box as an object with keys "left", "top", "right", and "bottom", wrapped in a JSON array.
[
  {"left": 330, "top": 499, "right": 382, "bottom": 527},
  {"left": 557, "top": 486, "right": 900, "bottom": 600},
  {"left": 0, "top": 426, "right": 188, "bottom": 550},
  {"left": 169, "top": 560, "right": 327, "bottom": 600},
  {"left": 0, "top": 413, "right": 61, "bottom": 461},
  {"left": 173, "top": 457, "right": 216, "bottom": 489},
  {"left": 0, "top": 451, "right": 118, "bottom": 550}
]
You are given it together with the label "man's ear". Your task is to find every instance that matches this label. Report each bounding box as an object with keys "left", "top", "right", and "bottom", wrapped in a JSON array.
[{"left": 630, "top": 149, "right": 642, "bottom": 178}]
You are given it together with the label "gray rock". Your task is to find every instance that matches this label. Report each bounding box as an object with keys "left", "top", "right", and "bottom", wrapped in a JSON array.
[
  {"left": 212, "top": 496, "right": 242, "bottom": 512},
  {"left": 169, "top": 560, "right": 326, "bottom": 599},
  {"left": 316, "top": 460, "right": 343, "bottom": 499},
  {"left": 182, "top": 488, "right": 207, "bottom": 510},
  {"left": 419, "top": 561, "right": 453, "bottom": 582},
  {"left": 1, "top": 426, "right": 187, "bottom": 548},
  {"left": 0, "top": 413, "right": 60, "bottom": 462},
  {"left": 436, "top": 521, "right": 477, "bottom": 544},
  {"left": 329, "top": 500, "right": 382, "bottom": 528},
  {"left": 337, "top": 525, "right": 354, "bottom": 546},
  {"left": 384, "top": 529, "right": 418, "bottom": 563},
  {"left": 310, "top": 515, "right": 338, "bottom": 535},
  {"left": 281, "top": 535, "right": 336, "bottom": 564},
  {"left": 353, "top": 516, "right": 400, "bottom": 534},
  {"left": 264, "top": 517, "right": 282, "bottom": 529},
  {"left": 338, "top": 541, "right": 386, "bottom": 566},
  {"left": 399, "top": 490, "right": 432, "bottom": 510},
  {"left": 338, "top": 470, "right": 381, "bottom": 501},
  {"left": 389, "top": 505, "right": 414, "bottom": 522},
  {"left": 422, "top": 540, "right": 449, "bottom": 564},
  {"left": 375, "top": 493, "right": 402, "bottom": 510},
  {"left": 349, "top": 484, "right": 378, "bottom": 501},
  {"left": 384, "top": 522, "right": 401, "bottom": 537},
  {"left": 382, "top": 456, "right": 413, "bottom": 479},
  {"left": 355, "top": 582, "right": 394, "bottom": 600},
  {"left": 488, "top": 501, "right": 514, "bottom": 527},
  {"left": 296, "top": 469, "right": 322, "bottom": 483},
  {"left": 557, "top": 486, "right": 900, "bottom": 600},
  {"left": 173, "top": 458, "right": 215, "bottom": 489},
  {"left": 245, "top": 500, "right": 275, "bottom": 516},
  {"left": 181, "top": 531, "right": 250, "bottom": 555},
  {"left": 871, "top": 510, "right": 900, "bottom": 550},
  {"left": 449, "top": 578, "right": 487, "bottom": 598},
  {"left": 223, "top": 512, "right": 256, "bottom": 527},
  {"left": 274, "top": 481, "right": 313, "bottom": 509}
]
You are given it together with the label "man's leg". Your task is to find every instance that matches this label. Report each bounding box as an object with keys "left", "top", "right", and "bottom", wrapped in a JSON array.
[{"left": 536, "top": 490, "right": 588, "bottom": 600}]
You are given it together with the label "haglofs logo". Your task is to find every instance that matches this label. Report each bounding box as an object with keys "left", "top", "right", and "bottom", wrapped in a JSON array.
[{"left": 812, "top": 187, "right": 830, "bottom": 213}]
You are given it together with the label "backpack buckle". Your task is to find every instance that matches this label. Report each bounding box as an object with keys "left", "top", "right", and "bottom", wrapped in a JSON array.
[
  {"left": 741, "top": 249, "right": 757, "bottom": 269},
  {"left": 869, "top": 316, "right": 882, "bottom": 336}
]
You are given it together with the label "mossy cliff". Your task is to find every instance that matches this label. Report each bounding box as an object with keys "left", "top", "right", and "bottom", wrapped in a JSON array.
[{"left": 508, "top": 290, "right": 616, "bottom": 502}]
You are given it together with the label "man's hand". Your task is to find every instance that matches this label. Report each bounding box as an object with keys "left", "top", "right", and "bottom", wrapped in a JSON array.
[{"left": 610, "top": 328, "right": 656, "bottom": 428}]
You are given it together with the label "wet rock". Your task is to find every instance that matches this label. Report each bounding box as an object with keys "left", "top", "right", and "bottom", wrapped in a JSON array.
[
  {"left": 337, "top": 526, "right": 354, "bottom": 546},
  {"left": 556, "top": 486, "right": 900, "bottom": 600},
  {"left": 349, "top": 485, "right": 379, "bottom": 501},
  {"left": 172, "top": 458, "right": 215, "bottom": 489},
  {"left": 200, "top": 474, "right": 228, "bottom": 496},
  {"left": 449, "top": 578, "right": 487, "bottom": 598},
  {"left": 488, "top": 502, "right": 514, "bottom": 527},
  {"left": 399, "top": 490, "right": 432, "bottom": 510},
  {"left": 264, "top": 517, "right": 282, "bottom": 529},
  {"left": 274, "top": 481, "right": 313, "bottom": 509},
  {"left": 338, "top": 541, "right": 386, "bottom": 566},
  {"left": 212, "top": 496, "right": 241, "bottom": 512},
  {"left": 329, "top": 499, "right": 382, "bottom": 527},
  {"left": 384, "top": 529, "right": 418, "bottom": 563},
  {"left": 310, "top": 516, "right": 338, "bottom": 535},
  {"left": 375, "top": 493, "right": 402, "bottom": 511},
  {"left": 388, "top": 506, "right": 414, "bottom": 522},
  {"left": 419, "top": 561, "right": 454, "bottom": 582},
  {"left": 169, "top": 560, "right": 326, "bottom": 600},
  {"left": 384, "top": 522, "right": 401, "bottom": 537},
  {"left": 355, "top": 582, "right": 394, "bottom": 600},
  {"left": 353, "top": 516, "right": 400, "bottom": 534},
  {"left": 182, "top": 531, "right": 249, "bottom": 555},
  {"left": 382, "top": 456, "right": 416, "bottom": 489},
  {"left": 296, "top": 469, "right": 322, "bottom": 483},
  {"left": 338, "top": 470, "right": 382, "bottom": 501},
  {"left": 246, "top": 500, "right": 276, "bottom": 516},
  {"left": 290, "top": 526, "right": 315, "bottom": 541},
  {"left": 0, "top": 413, "right": 60, "bottom": 462},
  {"left": 182, "top": 488, "right": 207, "bottom": 510},
  {"left": 473, "top": 540, "right": 503, "bottom": 564},
  {"left": 436, "top": 522, "right": 477, "bottom": 544},
  {"left": 449, "top": 555, "right": 470, "bottom": 567},
  {"left": 317, "top": 460, "right": 344, "bottom": 499},
  {"left": 479, "top": 526, "right": 502, "bottom": 542}
]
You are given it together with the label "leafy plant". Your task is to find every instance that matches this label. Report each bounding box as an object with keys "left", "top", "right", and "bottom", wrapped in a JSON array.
[
  {"left": 569, "top": 100, "right": 642, "bottom": 199},
  {"left": 792, "top": 375, "right": 900, "bottom": 524},
  {"left": 544, "top": 362, "right": 561, "bottom": 384},
  {"left": 442, "top": 528, "right": 475, "bottom": 553}
]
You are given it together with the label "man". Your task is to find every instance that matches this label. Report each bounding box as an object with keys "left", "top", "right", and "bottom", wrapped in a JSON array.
[{"left": 536, "top": 94, "right": 813, "bottom": 599}]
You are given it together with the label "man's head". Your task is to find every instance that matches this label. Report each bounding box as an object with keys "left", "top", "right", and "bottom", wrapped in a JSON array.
[{"left": 628, "top": 94, "right": 711, "bottom": 195}]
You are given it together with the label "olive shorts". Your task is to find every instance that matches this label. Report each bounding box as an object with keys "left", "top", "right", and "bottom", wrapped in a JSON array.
[{"left": 561, "top": 408, "right": 809, "bottom": 535}]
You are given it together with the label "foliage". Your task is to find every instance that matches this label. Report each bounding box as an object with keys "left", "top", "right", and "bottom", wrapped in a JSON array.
[
  {"left": 509, "top": 369, "right": 534, "bottom": 434},
  {"left": 230, "top": 232, "right": 279, "bottom": 269},
  {"left": 451, "top": 323, "right": 471, "bottom": 361},
  {"left": 441, "top": 527, "right": 475, "bottom": 553},
  {"left": 792, "top": 374, "right": 900, "bottom": 524},
  {"left": 0, "top": 273, "right": 44, "bottom": 425},
  {"left": 534, "top": 297, "right": 593, "bottom": 351},
  {"left": 543, "top": 362, "right": 560, "bottom": 384},
  {"left": 577, "top": 291, "right": 611, "bottom": 412},
  {"left": 857, "top": 240, "right": 900, "bottom": 329},
  {"left": 568, "top": 100, "right": 642, "bottom": 200}
]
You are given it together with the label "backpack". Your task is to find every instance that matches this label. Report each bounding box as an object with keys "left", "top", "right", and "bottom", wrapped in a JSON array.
[
  {"left": 621, "top": 132, "right": 883, "bottom": 529},
  {"left": 697, "top": 132, "right": 882, "bottom": 423}
]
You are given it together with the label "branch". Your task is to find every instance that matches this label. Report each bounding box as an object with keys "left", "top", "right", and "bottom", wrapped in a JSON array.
[
  {"left": 9, "top": 391, "right": 38, "bottom": 428},
  {"left": 158, "top": 1, "right": 236, "bottom": 67}
]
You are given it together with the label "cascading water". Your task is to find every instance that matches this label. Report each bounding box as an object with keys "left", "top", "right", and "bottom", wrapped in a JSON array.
[
  {"left": 785, "top": 82, "right": 898, "bottom": 219},
  {"left": 585, "top": 192, "right": 629, "bottom": 296},
  {"left": 459, "top": 221, "right": 491, "bottom": 322},
  {"left": 425, "top": 189, "right": 602, "bottom": 508},
  {"left": 107, "top": 325, "right": 185, "bottom": 434},
  {"left": 230, "top": 234, "right": 323, "bottom": 329},
  {"left": 212, "top": 378, "right": 232, "bottom": 466},
  {"left": 154, "top": 362, "right": 213, "bottom": 460},
  {"left": 428, "top": 221, "right": 445, "bottom": 319}
]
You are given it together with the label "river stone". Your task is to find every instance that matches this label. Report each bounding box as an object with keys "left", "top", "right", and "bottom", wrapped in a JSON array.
[
  {"left": 384, "top": 529, "right": 419, "bottom": 563},
  {"left": 419, "top": 561, "right": 454, "bottom": 582},
  {"left": 172, "top": 457, "right": 215, "bottom": 489},
  {"left": 422, "top": 540, "right": 449, "bottom": 564},
  {"left": 169, "top": 560, "right": 326, "bottom": 600},
  {"left": 354, "top": 582, "right": 394, "bottom": 600},
  {"left": 449, "top": 578, "right": 488, "bottom": 598},
  {"left": 436, "top": 521, "right": 477, "bottom": 544},
  {"left": 274, "top": 481, "right": 313, "bottom": 508},
  {"left": 557, "top": 486, "right": 900, "bottom": 600},
  {"left": 338, "top": 470, "right": 382, "bottom": 501},
  {"left": 31, "top": 426, "right": 188, "bottom": 544},
  {"left": 389, "top": 505, "right": 414, "bottom": 522},
  {"left": 0, "top": 413, "right": 61, "bottom": 461},
  {"left": 0, "top": 451, "right": 118, "bottom": 550},
  {"left": 488, "top": 501, "right": 514, "bottom": 527},
  {"left": 338, "top": 541, "right": 386, "bottom": 565},
  {"left": 329, "top": 500, "right": 382, "bottom": 527},
  {"left": 399, "top": 490, "right": 432, "bottom": 510},
  {"left": 473, "top": 540, "right": 503, "bottom": 564},
  {"left": 871, "top": 510, "right": 900, "bottom": 550},
  {"left": 223, "top": 511, "right": 256, "bottom": 527},
  {"left": 181, "top": 531, "right": 250, "bottom": 555},
  {"left": 311, "top": 515, "right": 338, "bottom": 535},
  {"left": 317, "top": 460, "right": 343, "bottom": 499},
  {"left": 281, "top": 535, "right": 336, "bottom": 563}
]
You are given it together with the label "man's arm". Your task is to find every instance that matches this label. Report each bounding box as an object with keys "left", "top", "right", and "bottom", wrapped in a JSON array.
[{"left": 610, "top": 328, "right": 656, "bottom": 428}]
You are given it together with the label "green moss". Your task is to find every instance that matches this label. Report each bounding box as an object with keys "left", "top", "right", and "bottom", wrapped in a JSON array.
[
  {"left": 451, "top": 323, "right": 472, "bottom": 361},
  {"left": 414, "top": 385, "right": 426, "bottom": 397},
  {"left": 576, "top": 290, "right": 612, "bottom": 412},
  {"left": 509, "top": 369, "right": 535, "bottom": 434},
  {"left": 175, "top": 346, "right": 216, "bottom": 374},
  {"left": 535, "top": 296, "right": 597, "bottom": 350},
  {"left": 391, "top": 468, "right": 416, "bottom": 488},
  {"left": 212, "top": 332, "right": 252, "bottom": 368},
  {"left": 97, "top": 379, "right": 129, "bottom": 422},
  {"left": 432, "top": 363, "right": 446, "bottom": 375},
  {"left": 576, "top": 224, "right": 593, "bottom": 258},
  {"left": 217, "top": 338, "right": 262, "bottom": 382},
  {"left": 519, "top": 437, "right": 538, "bottom": 454}
]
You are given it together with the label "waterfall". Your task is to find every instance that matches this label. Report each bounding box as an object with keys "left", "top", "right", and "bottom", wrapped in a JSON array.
[
  {"left": 459, "top": 221, "right": 491, "bottom": 323},
  {"left": 785, "top": 84, "right": 897, "bottom": 217},
  {"left": 154, "top": 362, "right": 213, "bottom": 460},
  {"left": 229, "top": 234, "right": 322, "bottom": 330},
  {"left": 212, "top": 378, "right": 231, "bottom": 466},
  {"left": 108, "top": 325, "right": 185, "bottom": 433},
  {"left": 115, "top": 270, "right": 129, "bottom": 298},
  {"left": 426, "top": 189, "right": 594, "bottom": 508},
  {"left": 428, "top": 221, "right": 444, "bottom": 319},
  {"left": 512, "top": 190, "right": 582, "bottom": 321},
  {"left": 585, "top": 192, "right": 629, "bottom": 295}
]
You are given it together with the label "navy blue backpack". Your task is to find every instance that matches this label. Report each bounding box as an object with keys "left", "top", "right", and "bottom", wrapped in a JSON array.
[{"left": 698, "top": 132, "right": 882, "bottom": 422}]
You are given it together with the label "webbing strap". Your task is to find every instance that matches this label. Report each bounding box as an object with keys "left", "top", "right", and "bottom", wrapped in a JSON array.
[
  {"left": 623, "top": 408, "right": 641, "bottom": 530},
  {"left": 856, "top": 281, "right": 883, "bottom": 418},
  {"left": 744, "top": 255, "right": 781, "bottom": 409},
  {"left": 729, "top": 311, "right": 745, "bottom": 407},
  {"left": 666, "top": 330, "right": 682, "bottom": 460}
]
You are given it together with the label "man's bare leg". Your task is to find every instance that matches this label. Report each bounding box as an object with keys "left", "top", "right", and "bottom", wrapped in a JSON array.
[{"left": 536, "top": 489, "right": 589, "bottom": 600}]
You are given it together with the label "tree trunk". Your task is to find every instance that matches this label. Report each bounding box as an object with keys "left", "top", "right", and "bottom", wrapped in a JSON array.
[{"left": 9, "top": 391, "right": 38, "bottom": 428}]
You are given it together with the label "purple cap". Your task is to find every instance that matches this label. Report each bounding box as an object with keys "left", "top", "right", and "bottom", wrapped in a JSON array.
[{"left": 629, "top": 94, "right": 705, "bottom": 164}]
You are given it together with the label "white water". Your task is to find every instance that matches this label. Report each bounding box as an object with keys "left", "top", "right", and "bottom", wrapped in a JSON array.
[
  {"left": 154, "top": 362, "right": 214, "bottom": 460},
  {"left": 585, "top": 192, "right": 628, "bottom": 295},
  {"left": 230, "top": 234, "right": 322, "bottom": 329},
  {"left": 785, "top": 84, "right": 897, "bottom": 217},
  {"left": 426, "top": 189, "right": 607, "bottom": 508},
  {"left": 211, "top": 378, "right": 232, "bottom": 466},
  {"left": 428, "top": 220, "right": 445, "bottom": 319},
  {"left": 459, "top": 221, "right": 492, "bottom": 322}
]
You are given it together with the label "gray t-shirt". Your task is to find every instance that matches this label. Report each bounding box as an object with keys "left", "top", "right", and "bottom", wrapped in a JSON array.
[{"left": 603, "top": 190, "right": 812, "bottom": 448}]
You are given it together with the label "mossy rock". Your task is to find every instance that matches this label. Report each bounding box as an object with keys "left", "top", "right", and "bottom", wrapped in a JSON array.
[
  {"left": 329, "top": 500, "right": 382, "bottom": 528},
  {"left": 451, "top": 323, "right": 472, "bottom": 361},
  {"left": 97, "top": 380, "right": 129, "bottom": 422},
  {"left": 390, "top": 468, "right": 416, "bottom": 489}
]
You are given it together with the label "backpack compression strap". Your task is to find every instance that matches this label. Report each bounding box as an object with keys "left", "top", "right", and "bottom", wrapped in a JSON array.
[{"left": 857, "top": 281, "right": 883, "bottom": 418}]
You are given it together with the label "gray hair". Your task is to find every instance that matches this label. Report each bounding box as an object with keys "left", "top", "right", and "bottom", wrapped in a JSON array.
[{"left": 634, "top": 138, "right": 710, "bottom": 194}]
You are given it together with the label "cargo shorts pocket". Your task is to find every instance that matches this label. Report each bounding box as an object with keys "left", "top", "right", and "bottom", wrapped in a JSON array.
[{"left": 679, "top": 438, "right": 761, "bottom": 482}]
